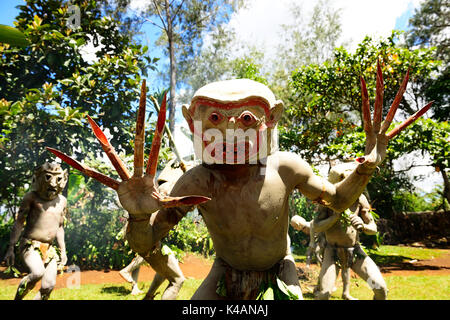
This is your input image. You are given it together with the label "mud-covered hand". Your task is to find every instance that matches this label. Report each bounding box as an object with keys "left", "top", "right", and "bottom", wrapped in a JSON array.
[
  {"left": 349, "top": 214, "right": 364, "bottom": 231},
  {"left": 60, "top": 251, "right": 67, "bottom": 267},
  {"left": 359, "top": 61, "right": 433, "bottom": 171},
  {"left": 47, "top": 81, "right": 209, "bottom": 217}
]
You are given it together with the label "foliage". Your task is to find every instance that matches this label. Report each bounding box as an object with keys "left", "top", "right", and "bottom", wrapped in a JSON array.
[
  {"left": 231, "top": 54, "right": 268, "bottom": 85},
  {"left": 405, "top": 0, "right": 449, "bottom": 122},
  {"left": 281, "top": 32, "right": 443, "bottom": 217},
  {"left": 0, "top": 0, "right": 154, "bottom": 219},
  {"left": 281, "top": 31, "right": 439, "bottom": 163},
  {"left": 271, "top": 0, "right": 343, "bottom": 102},
  {"left": 0, "top": 25, "right": 30, "bottom": 47},
  {"left": 288, "top": 190, "right": 319, "bottom": 251},
  {"left": 0, "top": 0, "right": 157, "bottom": 270},
  {"left": 179, "top": 24, "right": 237, "bottom": 102},
  {"left": 0, "top": 215, "right": 14, "bottom": 261},
  {"left": 165, "top": 212, "right": 214, "bottom": 258}
]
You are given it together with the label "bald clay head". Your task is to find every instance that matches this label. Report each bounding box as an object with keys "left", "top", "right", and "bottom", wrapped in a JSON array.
[{"left": 182, "top": 79, "right": 284, "bottom": 165}]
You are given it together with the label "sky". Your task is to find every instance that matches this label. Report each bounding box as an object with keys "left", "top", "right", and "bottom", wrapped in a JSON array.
[{"left": 1, "top": 0, "right": 441, "bottom": 193}]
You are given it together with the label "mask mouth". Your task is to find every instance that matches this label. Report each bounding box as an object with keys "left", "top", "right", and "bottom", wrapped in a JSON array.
[
  {"left": 47, "top": 186, "right": 58, "bottom": 192},
  {"left": 208, "top": 141, "right": 258, "bottom": 163}
]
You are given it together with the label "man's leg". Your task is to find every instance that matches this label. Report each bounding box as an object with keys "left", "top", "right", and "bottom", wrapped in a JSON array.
[
  {"left": 191, "top": 258, "right": 227, "bottom": 300},
  {"left": 146, "top": 249, "right": 185, "bottom": 300},
  {"left": 351, "top": 255, "right": 388, "bottom": 300},
  {"left": 119, "top": 255, "right": 145, "bottom": 284},
  {"left": 341, "top": 267, "right": 357, "bottom": 300},
  {"left": 278, "top": 254, "right": 303, "bottom": 300},
  {"left": 143, "top": 273, "right": 165, "bottom": 300},
  {"left": 14, "top": 248, "right": 45, "bottom": 300},
  {"left": 315, "top": 246, "right": 338, "bottom": 300},
  {"left": 33, "top": 258, "right": 57, "bottom": 300}
]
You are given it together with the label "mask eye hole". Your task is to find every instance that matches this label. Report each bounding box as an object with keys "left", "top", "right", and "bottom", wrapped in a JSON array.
[
  {"left": 208, "top": 112, "right": 224, "bottom": 125},
  {"left": 57, "top": 176, "right": 62, "bottom": 182},
  {"left": 239, "top": 112, "right": 257, "bottom": 126},
  {"left": 45, "top": 174, "right": 52, "bottom": 181}
]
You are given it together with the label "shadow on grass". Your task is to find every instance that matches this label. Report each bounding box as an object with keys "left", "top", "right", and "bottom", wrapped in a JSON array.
[
  {"left": 367, "top": 251, "right": 413, "bottom": 266},
  {"left": 367, "top": 250, "right": 450, "bottom": 274},
  {"left": 100, "top": 285, "right": 131, "bottom": 296},
  {"left": 303, "top": 292, "right": 315, "bottom": 300}
]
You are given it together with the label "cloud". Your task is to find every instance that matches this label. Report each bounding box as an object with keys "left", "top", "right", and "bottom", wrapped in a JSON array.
[
  {"left": 78, "top": 34, "right": 105, "bottom": 64},
  {"left": 225, "top": 0, "right": 424, "bottom": 55}
]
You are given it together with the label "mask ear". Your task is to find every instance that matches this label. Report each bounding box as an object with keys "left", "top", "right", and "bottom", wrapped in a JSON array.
[
  {"left": 182, "top": 104, "right": 194, "bottom": 132},
  {"left": 268, "top": 100, "right": 284, "bottom": 127},
  {"left": 62, "top": 169, "right": 69, "bottom": 187}
]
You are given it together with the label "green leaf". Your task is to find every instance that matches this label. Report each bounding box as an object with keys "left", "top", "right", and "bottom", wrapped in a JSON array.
[
  {"left": 0, "top": 25, "right": 30, "bottom": 47},
  {"left": 261, "top": 286, "right": 274, "bottom": 300},
  {"left": 161, "top": 244, "right": 173, "bottom": 256}
]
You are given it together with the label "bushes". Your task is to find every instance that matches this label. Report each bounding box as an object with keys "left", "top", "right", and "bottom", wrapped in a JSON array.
[{"left": 165, "top": 211, "right": 214, "bottom": 259}]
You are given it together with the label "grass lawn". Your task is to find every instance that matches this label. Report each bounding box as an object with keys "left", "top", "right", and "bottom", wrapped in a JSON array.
[
  {"left": 1, "top": 274, "right": 448, "bottom": 300},
  {"left": 292, "top": 244, "right": 448, "bottom": 266},
  {"left": 0, "top": 278, "right": 204, "bottom": 300},
  {"left": 1, "top": 245, "right": 449, "bottom": 300}
]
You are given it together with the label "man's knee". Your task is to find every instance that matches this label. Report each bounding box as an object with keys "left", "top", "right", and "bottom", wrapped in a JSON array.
[
  {"left": 41, "top": 278, "right": 56, "bottom": 292},
  {"left": 373, "top": 286, "right": 388, "bottom": 300},
  {"left": 366, "top": 276, "right": 388, "bottom": 300},
  {"left": 29, "top": 269, "right": 45, "bottom": 282}
]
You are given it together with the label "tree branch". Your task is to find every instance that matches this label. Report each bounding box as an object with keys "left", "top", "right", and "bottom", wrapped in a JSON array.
[
  {"left": 172, "top": 0, "right": 186, "bottom": 20},
  {"left": 395, "top": 163, "right": 434, "bottom": 173},
  {"left": 152, "top": 0, "right": 168, "bottom": 31},
  {"left": 144, "top": 17, "right": 165, "bottom": 31}
]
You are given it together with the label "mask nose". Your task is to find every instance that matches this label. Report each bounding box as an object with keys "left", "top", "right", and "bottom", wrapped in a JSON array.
[
  {"left": 227, "top": 116, "right": 237, "bottom": 129},
  {"left": 49, "top": 177, "right": 57, "bottom": 188}
]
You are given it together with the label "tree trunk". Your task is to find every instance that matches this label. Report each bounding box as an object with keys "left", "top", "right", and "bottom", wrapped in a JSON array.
[
  {"left": 439, "top": 165, "right": 450, "bottom": 205},
  {"left": 165, "top": 0, "right": 176, "bottom": 133}
]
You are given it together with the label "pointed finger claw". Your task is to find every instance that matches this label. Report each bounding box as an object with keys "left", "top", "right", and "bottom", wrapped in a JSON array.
[
  {"left": 360, "top": 76, "right": 372, "bottom": 133},
  {"left": 159, "top": 195, "right": 211, "bottom": 208},
  {"left": 46, "top": 147, "right": 120, "bottom": 190},
  {"left": 381, "top": 68, "right": 410, "bottom": 133},
  {"left": 87, "top": 115, "right": 131, "bottom": 180},
  {"left": 373, "top": 60, "right": 384, "bottom": 132},
  {"left": 146, "top": 91, "right": 168, "bottom": 176},
  {"left": 134, "top": 80, "right": 147, "bottom": 177},
  {"left": 387, "top": 101, "right": 433, "bottom": 139}
]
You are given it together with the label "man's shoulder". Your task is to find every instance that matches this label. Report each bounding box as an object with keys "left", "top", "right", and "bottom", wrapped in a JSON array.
[{"left": 268, "top": 151, "right": 311, "bottom": 176}]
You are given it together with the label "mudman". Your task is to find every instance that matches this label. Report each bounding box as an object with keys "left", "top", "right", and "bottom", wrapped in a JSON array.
[
  {"left": 4, "top": 162, "right": 68, "bottom": 300},
  {"left": 290, "top": 215, "right": 326, "bottom": 268},
  {"left": 119, "top": 160, "right": 186, "bottom": 300},
  {"left": 313, "top": 162, "right": 385, "bottom": 300},
  {"left": 47, "top": 64, "right": 432, "bottom": 299}
]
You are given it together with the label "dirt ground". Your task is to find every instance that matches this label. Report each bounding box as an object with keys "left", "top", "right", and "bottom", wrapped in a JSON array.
[{"left": 1, "top": 249, "right": 450, "bottom": 290}]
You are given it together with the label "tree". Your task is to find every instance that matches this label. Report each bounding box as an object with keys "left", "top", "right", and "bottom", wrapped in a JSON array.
[
  {"left": 271, "top": 0, "right": 343, "bottom": 102},
  {"left": 138, "top": 0, "right": 234, "bottom": 132},
  {"left": 406, "top": 0, "right": 449, "bottom": 121},
  {"left": 0, "top": 0, "right": 157, "bottom": 266},
  {"left": 282, "top": 32, "right": 439, "bottom": 164},
  {"left": 281, "top": 32, "right": 441, "bottom": 217}
]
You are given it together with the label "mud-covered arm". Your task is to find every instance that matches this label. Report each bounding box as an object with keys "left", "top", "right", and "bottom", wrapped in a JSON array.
[
  {"left": 56, "top": 203, "right": 68, "bottom": 266},
  {"left": 312, "top": 206, "right": 341, "bottom": 233},
  {"left": 4, "top": 194, "right": 31, "bottom": 265},
  {"left": 123, "top": 168, "right": 208, "bottom": 256},
  {"left": 356, "top": 194, "right": 377, "bottom": 235},
  {"left": 280, "top": 152, "right": 372, "bottom": 213}
]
